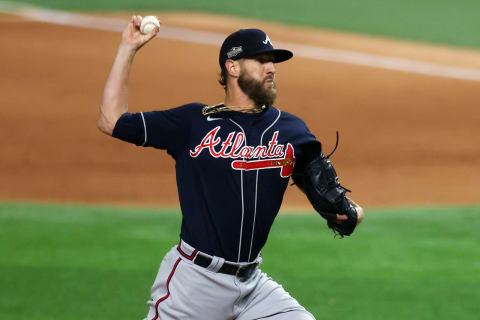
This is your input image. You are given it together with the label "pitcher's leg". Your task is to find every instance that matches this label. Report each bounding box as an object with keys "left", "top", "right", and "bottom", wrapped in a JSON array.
[
  {"left": 257, "top": 309, "right": 315, "bottom": 319},
  {"left": 236, "top": 270, "right": 314, "bottom": 320},
  {"left": 145, "top": 246, "right": 239, "bottom": 320}
]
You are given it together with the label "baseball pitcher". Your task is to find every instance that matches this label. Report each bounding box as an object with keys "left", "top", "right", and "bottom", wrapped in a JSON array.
[{"left": 98, "top": 16, "right": 364, "bottom": 320}]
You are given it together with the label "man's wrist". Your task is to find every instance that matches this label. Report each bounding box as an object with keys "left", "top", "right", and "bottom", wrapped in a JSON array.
[{"left": 118, "top": 43, "right": 138, "bottom": 60}]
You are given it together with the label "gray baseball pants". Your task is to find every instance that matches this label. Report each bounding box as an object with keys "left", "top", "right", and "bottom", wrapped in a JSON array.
[{"left": 143, "top": 241, "right": 315, "bottom": 320}]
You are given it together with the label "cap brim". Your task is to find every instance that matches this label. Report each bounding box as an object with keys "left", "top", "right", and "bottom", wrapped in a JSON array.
[
  {"left": 271, "top": 49, "right": 293, "bottom": 63},
  {"left": 245, "top": 48, "right": 293, "bottom": 63}
]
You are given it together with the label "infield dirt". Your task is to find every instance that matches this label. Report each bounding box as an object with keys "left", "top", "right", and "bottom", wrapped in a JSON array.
[{"left": 1, "top": 12, "right": 479, "bottom": 210}]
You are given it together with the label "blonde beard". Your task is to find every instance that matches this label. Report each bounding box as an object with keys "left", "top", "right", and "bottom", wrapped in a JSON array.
[{"left": 238, "top": 71, "right": 277, "bottom": 107}]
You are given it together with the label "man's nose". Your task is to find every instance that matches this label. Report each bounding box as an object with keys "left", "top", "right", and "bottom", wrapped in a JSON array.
[{"left": 265, "top": 61, "right": 276, "bottom": 74}]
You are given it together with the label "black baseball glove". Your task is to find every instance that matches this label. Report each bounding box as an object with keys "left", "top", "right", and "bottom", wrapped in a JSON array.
[{"left": 293, "top": 140, "right": 357, "bottom": 237}]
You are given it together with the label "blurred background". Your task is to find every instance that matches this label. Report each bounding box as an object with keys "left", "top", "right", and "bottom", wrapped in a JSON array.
[{"left": 1, "top": 1, "right": 479, "bottom": 319}]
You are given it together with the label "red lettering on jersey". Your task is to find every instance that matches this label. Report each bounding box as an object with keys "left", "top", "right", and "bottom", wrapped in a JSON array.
[
  {"left": 231, "top": 143, "right": 295, "bottom": 178},
  {"left": 189, "top": 128, "right": 295, "bottom": 178},
  {"left": 218, "top": 132, "right": 235, "bottom": 157},
  {"left": 273, "top": 145, "right": 284, "bottom": 157},
  {"left": 251, "top": 146, "right": 268, "bottom": 158},
  {"left": 229, "top": 133, "right": 245, "bottom": 158},
  {"left": 266, "top": 131, "right": 279, "bottom": 157},
  {"left": 239, "top": 146, "right": 254, "bottom": 158},
  {"left": 189, "top": 127, "right": 222, "bottom": 158}
]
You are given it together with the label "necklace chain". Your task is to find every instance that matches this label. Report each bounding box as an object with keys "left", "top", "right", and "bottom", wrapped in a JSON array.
[{"left": 202, "top": 103, "right": 266, "bottom": 115}]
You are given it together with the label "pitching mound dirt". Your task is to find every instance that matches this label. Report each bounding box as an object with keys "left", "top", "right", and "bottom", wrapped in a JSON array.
[{"left": 1, "top": 12, "right": 479, "bottom": 210}]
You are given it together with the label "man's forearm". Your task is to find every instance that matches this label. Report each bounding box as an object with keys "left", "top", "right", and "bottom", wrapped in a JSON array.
[
  {"left": 98, "top": 16, "right": 159, "bottom": 135},
  {"left": 98, "top": 43, "right": 137, "bottom": 135}
]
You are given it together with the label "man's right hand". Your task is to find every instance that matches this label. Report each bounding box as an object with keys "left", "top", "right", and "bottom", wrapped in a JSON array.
[{"left": 122, "top": 15, "right": 160, "bottom": 51}]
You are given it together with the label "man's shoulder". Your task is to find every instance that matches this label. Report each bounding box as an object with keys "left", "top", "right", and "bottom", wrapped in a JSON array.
[
  {"left": 158, "top": 102, "right": 206, "bottom": 117},
  {"left": 184, "top": 102, "right": 207, "bottom": 108},
  {"left": 172, "top": 102, "right": 206, "bottom": 111},
  {"left": 272, "top": 107, "right": 307, "bottom": 124}
]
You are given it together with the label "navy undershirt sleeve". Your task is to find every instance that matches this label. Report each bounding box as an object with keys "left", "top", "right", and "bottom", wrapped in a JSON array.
[
  {"left": 285, "top": 116, "right": 321, "bottom": 174},
  {"left": 112, "top": 104, "right": 197, "bottom": 157},
  {"left": 112, "top": 112, "right": 145, "bottom": 146}
]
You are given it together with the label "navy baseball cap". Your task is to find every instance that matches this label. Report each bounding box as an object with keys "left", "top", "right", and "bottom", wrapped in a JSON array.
[{"left": 219, "top": 29, "right": 293, "bottom": 68}]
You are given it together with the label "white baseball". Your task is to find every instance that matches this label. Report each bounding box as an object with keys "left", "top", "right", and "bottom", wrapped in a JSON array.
[{"left": 140, "top": 16, "right": 160, "bottom": 34}]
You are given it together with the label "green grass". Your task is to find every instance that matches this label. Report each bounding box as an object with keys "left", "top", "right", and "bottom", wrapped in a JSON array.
[
  {"left": 7, "top": 0, "right": 480, "bottom": 49},
  {"left": 0, "top": 202, "right": 479, "bottom": 319}
]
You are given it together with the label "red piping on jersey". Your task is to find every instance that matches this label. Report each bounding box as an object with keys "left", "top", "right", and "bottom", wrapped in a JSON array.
[
  {"left": 152, "top": 258, "right": 181, "bottom": 320},
  {"left": 177, "top": 243, "right": 198, "bottom": 260}
]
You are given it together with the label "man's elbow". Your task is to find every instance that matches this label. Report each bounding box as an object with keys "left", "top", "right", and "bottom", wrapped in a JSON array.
[{"left": 97, "top": 116, "right": 115, "bottom": 136}]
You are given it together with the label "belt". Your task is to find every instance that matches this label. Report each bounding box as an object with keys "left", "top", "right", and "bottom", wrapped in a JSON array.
[{"left": 194, "top": 253, "right": 258, "bottom": 281}]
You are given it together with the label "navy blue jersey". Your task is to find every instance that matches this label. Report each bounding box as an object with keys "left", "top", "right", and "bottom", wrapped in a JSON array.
[{"left": 113, "top": 103, "right": 320, "bottom": 262}]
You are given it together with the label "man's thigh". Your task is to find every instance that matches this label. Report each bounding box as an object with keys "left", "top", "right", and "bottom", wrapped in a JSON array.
[
  {"left": 144, "top": 247, "right": 238, "bottom": 320},
  {"left": 236, "top": 271, "right": 315, "bottom": 320}
]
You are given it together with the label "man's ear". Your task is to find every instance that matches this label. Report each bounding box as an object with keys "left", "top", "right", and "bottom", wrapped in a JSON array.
[{"left": 225, "top": 59, "right": 240, "bottom": 78}]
